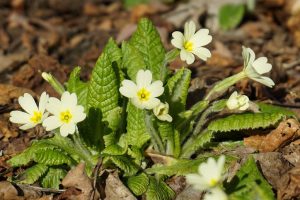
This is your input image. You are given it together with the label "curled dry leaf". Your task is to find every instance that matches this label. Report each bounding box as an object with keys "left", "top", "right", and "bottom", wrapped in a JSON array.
[
  {"left": 61, "top": 162, "right": 100, "bottom": 200},
  {"left": 105, "top": 171, "right": 136, "bottom": 200},
  {"left": 282, "top": 139, "right": 300, "bottom": 166},
  {"left": 244, "top": 119, "right": 300, "bottom": 152},
  {"left": 277, "top": 165, "right": 300, "bottom": 200},
  {"left": 0, "top": 181, "right": 42, "bottom": 200}
]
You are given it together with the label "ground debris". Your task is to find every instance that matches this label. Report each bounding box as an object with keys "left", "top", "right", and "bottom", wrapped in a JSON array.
[{"left": 244, "top": 119, "right": 300, "bottom": 152}]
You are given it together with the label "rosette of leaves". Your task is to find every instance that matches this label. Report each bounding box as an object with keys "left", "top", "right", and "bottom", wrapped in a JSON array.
[{"left": 8, "top": 18, "right": 297, "bottom": 199}]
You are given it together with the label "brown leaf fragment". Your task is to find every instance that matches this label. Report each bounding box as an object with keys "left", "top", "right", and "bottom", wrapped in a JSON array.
[
  {"left": 0, "top": 181, "right": 43, "bottom": 200},
  {"left": 244, "top": 119, "right": 300, "bottom": 152},
  {"left": 104, "top": 171, "right": 136, "bottom": 200},
  {"left": 61, "top": 162, "right": 99, "bottom": 200},
  {"left": 282, "top": 139, "right": 300, "bottom": 165},
  {"left": 277, "top": 165, "right": 300, "bottom": 200},
  {"left": 175, "top": 185, "right": 203, "bottom": 200},
  {"left": 255, "top": 152, "right": 292, "bottom": 188}
]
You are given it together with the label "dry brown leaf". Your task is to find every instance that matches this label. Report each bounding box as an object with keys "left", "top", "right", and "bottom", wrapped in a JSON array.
[
  {"left": 244, "top": 119, "right": 300, "bottom": 152},
  {"left": 104, "top": 171, "right": 136, "bottom": 200},
  {"left": 282, "top": 139, "right": 300, "bottom": 165},
  {"left": 61, "top": 162, "right": 99, "bottom": 200},
  {"left": 277, "top": 165, "right": 300, "bottom": 200}
]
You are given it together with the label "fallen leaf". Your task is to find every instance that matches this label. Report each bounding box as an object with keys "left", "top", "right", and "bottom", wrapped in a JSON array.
[
  {"left": 282, "top": 139, "right": 300, "bottom": 165},
  {"left": 244, "top": 119, "right": 300, "bottom": 152},
  {"left": 104, "top": 171, "right": 136, "bottom": 200},
  {"left": 277, "top": 165, "right": 300, "bottom": 200},
  {"left": 61, "top": 162, "right": 99, "bottom": 200},
  {"left": 0, "top": 181, "right": 43, "bottom": 200},
  {"left": 0, "top": 51, "right": 30, "bottom": 74}
]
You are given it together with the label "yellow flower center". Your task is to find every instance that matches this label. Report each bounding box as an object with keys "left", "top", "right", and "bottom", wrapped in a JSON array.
[
  {"left": 137, "top": 88, "right": 150, "bottom": 101},
  {"left": 209, "top": 178, "right": 218, "bottom": 187},
  {"left": 30, "top": 111, "right": 42, "bottom": 124},
  {"left": 184, "top": 41, "right": 193, "bottom": 52},
  {"left": 60, "top": 110, "right": 73, "bottom": 123}
]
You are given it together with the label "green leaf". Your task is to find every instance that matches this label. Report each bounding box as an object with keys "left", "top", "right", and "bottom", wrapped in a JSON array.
[
  {"left": 128, "top": 145, "right": 143, "bottom": 165},
  {"left": 130, "top": 18, "right": 166, "bottom": 81},
  {"left": 180, "top": 130, "right": 214, "bottom": 159},
  {"left": 105, "top": 155, "right": 140, "bottom": 176},
  {"left": 145, "top": 177, "right": 175, "bottom": 200},
  {"left": 121, "top": 42, "right": 146, "bottom": 81},
  {"left": 127, "top": 173, "right": 149, "bottom": 196},
  {"left": 166, "top": 68, "right": 191, "bottom": 118},
  {"left": 125, "top": 102, "right": 150, "bottom": 148},
  {"left": 66, "top": 66, "right": 88, "bottom": 109},
  {"left": 41, "top": 168, "right": 67, "bottom": 189},
  {"left": 106, "top": 107, "right": 123, "bottom": 131},
  {"left": 8, "top": 148, "right": 34, "bottom": 167},
  {"left": 87, "top": 40, "right": 119, "bottom": 120},
  {"left": 102, "top": 144, "right": 127, "bottom": 156},
  {"left": 78, "top": 108, "right": 106, "bottom": 151},
  {"left": 219, "top": 4, "right": 245, "bottom": 30},
  {"left": 208, "top": 113, "right": 284, "bottom": 133},
  {"left": 123, "top": 0, "right": 149, "bottom": 8},
  {"left": 258, "top": 103, "right": 296, "bottom": 117},
  {"left": 226, "top": 156, "right": 275, "bottom": 200},
  {"left": 33, "top": 149, "right": 74, "bottom": 166},
  {"left": 104, "top": 38, "right": 122, "bottom": 66},
  {"left": 164, "top": 49, "right": 179, "bottom": 65},
  {"left": 19, "top": 164, "right": 48, "bottom": 184}
]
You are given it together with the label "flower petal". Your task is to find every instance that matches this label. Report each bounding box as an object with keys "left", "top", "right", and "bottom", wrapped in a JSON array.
[
  {"left": 251, "top": 76, "right": 275, "bottom": 88},
  {"left": 252, "top": 57, "right": 272, "bottom": 74},
  {"left": 61, "top": 92, "right": 77, "bottom": 107},
  {"left": 72, "top": 106, "right": 86, "bottom": 123},
  {"left": 171, "top": 31, "right": 184, "bottom": 49},
  {"left": 131, "top": 98, "right": 145, "bottom": 109},
  {"left": 119, "top": 80, "right": 138, "bottom": 98},
  {"left": 10, "top": 111, "right": 31, "bottom": 124},
  {"left": 192, "top": 47, "right": 211, "bottom": 61},
  {"left": 38, "top": 92, "right": 49, "bottom": 113},
  {"left": 147, "top": 80, "right": 164, "bottom": 97},
  {"left": 190, "top": 29, "right": 212, "bottom": 47},
  {"left": 186, "top": 174, "right": 210, "bottom": 191},
  {"left": 204, "top": 188, "right": 228, "bottom": 200},
  {"left": 184, "top": 21, "right": 196, "bottom": 40},
  {"left": 136, "top": 70, "right": 152, "bottom": 88},
  {"left": 42, "top": 116, "right": 63, "bottom": 131},
  {"left": 60, "top": 123, "right": 76, "bottom": 137},
  {"left": 46, "top": 97, "right": 62, "bottom": 115},
  {"left": 180, "top": 50, "right": 195, "bottom": 64},
  {"left": 19, "top": 123, "right": 36, "bottom": 130},
  {"left": 144, "top": 98, "right": 160, "bottom": 110},
  {"left": 18, "top": 93, "right": 38, "bottom": 115}
]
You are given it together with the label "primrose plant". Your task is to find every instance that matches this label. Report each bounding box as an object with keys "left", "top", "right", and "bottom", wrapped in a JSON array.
[{"left": 8, "top": 19, "right": 295, "bottom": 199}]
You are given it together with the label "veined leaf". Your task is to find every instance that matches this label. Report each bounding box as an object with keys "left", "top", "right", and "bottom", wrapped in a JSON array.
[
  {"left": 166, "top": 68, "right": 191, "bottom": 118},
  {"left": 33, "top": 149, "right": 74, "bottom": 166},
  {"left": 258, "top": 103, "right": 296, "bottom": 117},
  {"left": 104, "top": 38, "right": 122, "bottom": 66},
  {"left": 19, "top": 164, "right": 48, "bottom": 184},
  {"left": 121, "top": 42, "right": 146, "bottom": 81},
  {"left": 87, "top": 40, "right": 119, "bottom": 120},
  {"left": 41, "top": 168, "right": 67, "bottom": 189},
  {"left": 104, "top": 155, "right": 140, "bottom": 176},
  {"left": 67, "top": 66, "right": 88, "bottom": 109},
  {"left": 226, "top": 156, "right": 275, "bottom": 200},
  {"left": 125, "top": 102, "right": 150, "bottom": 148},
  {"left": 128, "top": 146, "right": 143, "bottom": 165},
  {"left": 102, "top": 144, "right": 127, "bottom": 156},
  {"left": 145, "top": 177, "right": 175, "bottom": 200},
  {"left": 127, "top": 173, "right": 149, "bottom": 196},
  {"left": 180, "top": 130, "right": 214, "bottom": 159},
  {"left": 130, "top": 18, "right": 166, "bottom": 81},
  {"left": 208, "top": 113, "right": 284, "bottom": 133}
]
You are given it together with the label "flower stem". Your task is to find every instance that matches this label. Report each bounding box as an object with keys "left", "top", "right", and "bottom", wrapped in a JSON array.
[
  {"left": 145, "top": 112, "right": 165, "bottom": 154},
  {"left": 204, "top": 71, "right": 246, "bottom": 101}
]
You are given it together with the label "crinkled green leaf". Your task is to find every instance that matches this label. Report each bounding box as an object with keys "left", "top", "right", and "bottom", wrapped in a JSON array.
[
  {"left": 104, "top": 155, "right": 140, "bottom": 176},
  {"left": 106, "top": 106, "right": 123, "bottom": 131},
  {"left": 67, "top": 66, "right": 88, "bottom": 109},
  {"left": 128, "top": 145, "right": 143, "bottom": 165},
  {"left": 125, "top": 102, "right": 150, "bottom": 148},
  {"left": 208, "top": 113, "right": 284, "bottom": 133},
  {"left": 164, "top": 49, "right": 179, "bottom": 65},
  {"left": 219, "top": 4, "right": 245, "bottom": 30},
  {"left": 226, "top": 156, "right": 275, "bottom": 200},
  {"left": 121, "top": 42, "right": 146, "bottom": 81},
  {"left": 87, "top": 40, "right": 119, "bottom": 120},
  {"left": 258, "top": 103, "right": 296, "bottom": 117},
  {"left": 102, "top": 144, "right": 127, "bottom": 156},
  {"left": 130, "top": 18, "right": 166, "bottom": 81},
  {"left": 166, "top": 68, "right": 191, "bottom": 118},
  {"left": 78, "top": 108, "right": 106, "bottom": 151},
  {"left": 145, "top": 177, "right": 175, "bottom": 200},
  {"left": 41, "top": 168, "right": 67, "bottom": 189},
  {"left": 157, "top": 121, "right": 174, "bottom": 155},
  {"left": 127, "top": 173, "right": 149, "bottom": 196},
  {"left": 33, "top": 149, "right": 74, "bottom": 166},
  {"left": 180, "top": 130, "right": 214, "bottom": 159},
  {"left": 19, "top": 164, "right": 48, "bottom": 184}
]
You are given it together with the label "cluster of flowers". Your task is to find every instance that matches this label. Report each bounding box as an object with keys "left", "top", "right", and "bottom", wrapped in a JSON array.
[{"left": 10, "top": 91, "right": 86, "bottom": 137}]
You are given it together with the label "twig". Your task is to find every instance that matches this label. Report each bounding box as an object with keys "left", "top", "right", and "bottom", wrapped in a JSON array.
[{"left": 16, "top": 183, "right": 65, "bottom": 193}]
